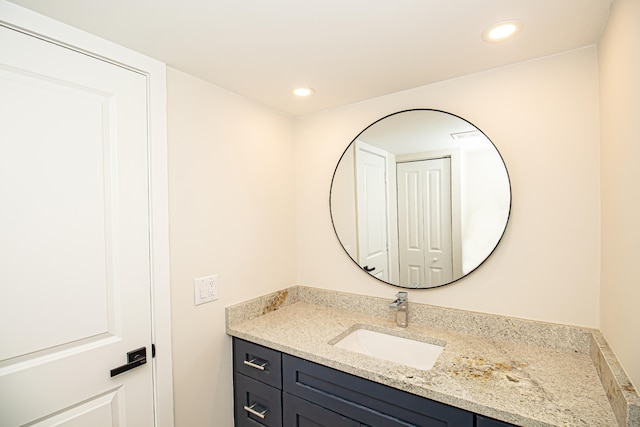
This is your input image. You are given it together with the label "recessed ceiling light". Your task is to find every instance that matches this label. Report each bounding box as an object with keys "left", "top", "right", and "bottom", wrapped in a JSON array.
[
  {"left": 292, "top": 87, "right": 315, "bottom": 97},
  {"left": 482, "top": 20, "right": 522, "bottom": 42}
]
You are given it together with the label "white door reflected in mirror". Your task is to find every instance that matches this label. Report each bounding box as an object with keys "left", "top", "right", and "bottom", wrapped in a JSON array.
[{"left": 397, "top": 157, "right": 453, "bottom": 287}]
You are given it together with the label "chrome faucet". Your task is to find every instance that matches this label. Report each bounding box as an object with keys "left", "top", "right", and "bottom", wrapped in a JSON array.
[{"left": 389, "top": 291, "right": 408, "bottom": 328}]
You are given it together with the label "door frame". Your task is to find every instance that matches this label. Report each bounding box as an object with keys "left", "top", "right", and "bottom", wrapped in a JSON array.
[{"left": 0, "top": 2, "right": 175, "bottom": 426}]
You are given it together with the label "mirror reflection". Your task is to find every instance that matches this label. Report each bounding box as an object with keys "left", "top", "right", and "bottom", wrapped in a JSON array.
[{"left": 330, "top": 109, "right": 511, "bottom": 289}]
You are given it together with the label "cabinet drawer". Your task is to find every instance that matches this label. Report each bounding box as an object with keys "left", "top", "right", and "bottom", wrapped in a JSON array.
[
  {"left": 235, "top": 373, "right": 282, "bottom": 427},
  {"left": 283, "top": 392, "right": 359, "bottom": 427},
  {"left": 283, "top": 354, "right": 473, "bottom": 427},
  {"left": 234, "top": 339, "right": 282, "bottom": 389}
]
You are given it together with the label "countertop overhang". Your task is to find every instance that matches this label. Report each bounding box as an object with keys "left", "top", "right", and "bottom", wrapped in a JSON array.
[{"left": 226, "top": 286, "right": 639, "bottom": 427}]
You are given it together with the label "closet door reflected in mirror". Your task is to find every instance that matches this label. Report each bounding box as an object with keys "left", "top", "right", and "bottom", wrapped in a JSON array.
[{"left": 330, "top": 109, "right": 511, "bottom": 289}]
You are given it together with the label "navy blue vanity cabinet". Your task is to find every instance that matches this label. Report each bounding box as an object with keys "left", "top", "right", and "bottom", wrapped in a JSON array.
[
  {"left": 233, "top": 339, "right": 283, "bottom": 427},
  {"left": 233, "top": 338, "right": 518, "bottom": 427}
]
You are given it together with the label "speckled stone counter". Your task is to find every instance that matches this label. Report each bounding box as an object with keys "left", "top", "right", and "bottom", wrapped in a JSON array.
[{"left": 226, "top": 286, "right": 640, "bottom": 427}]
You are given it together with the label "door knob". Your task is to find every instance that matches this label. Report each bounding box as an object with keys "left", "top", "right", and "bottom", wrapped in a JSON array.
[
  {"left": 110, "top": 347, "right": 147, "bottom": 377},
  {"left": 363, "top": 265, "right": 376, "bottom": 272}
]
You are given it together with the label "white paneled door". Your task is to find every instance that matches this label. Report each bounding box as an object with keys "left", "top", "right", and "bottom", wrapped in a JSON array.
[
  {"left": 355, "top": 141, "right": 390, "bottom": 281},
  {"left": 0, "top": 23, "right": 154, "bottom": 427},
  {"left": 397, "top": 158, "right": 453, "bottom": 287}
]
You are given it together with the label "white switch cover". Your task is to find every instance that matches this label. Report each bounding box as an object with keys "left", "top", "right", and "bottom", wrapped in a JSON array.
[{"left": 194, "top": 275, "right": 218, "bottom": 305}]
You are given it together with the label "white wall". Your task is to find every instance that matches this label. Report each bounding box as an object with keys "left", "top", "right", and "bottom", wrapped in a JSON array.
[
  {"left": 295, "top": 47, "right": 602, "bottom": 328},
  {"left": 599, "top": 0, "right": 640, "bottom": 389},
  {"left": 166, "top": 68, "right": 296, "bottom": 427}
]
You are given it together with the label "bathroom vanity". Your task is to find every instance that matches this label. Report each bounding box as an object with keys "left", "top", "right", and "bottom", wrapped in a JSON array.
[
  {"left": 226, "top": 286, "right": 639, "bottom": 427},
  {"left": 233, "top": 337, "right": 512, "bottom": 426}
]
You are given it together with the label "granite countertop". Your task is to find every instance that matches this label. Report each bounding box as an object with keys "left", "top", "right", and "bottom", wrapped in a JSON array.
[{"left": 226, "top": 286, "right": 639, "bottom": 427}]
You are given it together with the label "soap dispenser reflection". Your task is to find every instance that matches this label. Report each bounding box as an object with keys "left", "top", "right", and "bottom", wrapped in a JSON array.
[{"left": 389, "top": 292, "right": 408, "bottom": 328}]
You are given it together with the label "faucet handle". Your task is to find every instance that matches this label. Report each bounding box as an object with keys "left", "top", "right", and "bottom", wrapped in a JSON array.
[{"left": 395, "top": 291, "right": 408, "bottom": 301}]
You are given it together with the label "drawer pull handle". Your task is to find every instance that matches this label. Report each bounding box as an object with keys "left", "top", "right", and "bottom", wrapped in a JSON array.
[
  {"left": 243, "top": 357, "right": 268, "bottom": 371},
  {"left": 243, "top": 403, "right": 268, "bottom": 419}
]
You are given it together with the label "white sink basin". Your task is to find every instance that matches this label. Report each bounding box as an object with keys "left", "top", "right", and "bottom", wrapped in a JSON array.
[{"left": 333, "top": 328, "right": 444, "bottom": 371}]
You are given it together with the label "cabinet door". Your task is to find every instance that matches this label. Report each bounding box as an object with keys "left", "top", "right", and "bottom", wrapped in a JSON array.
[
  {"left": 283, "top": 393, "right": 359, "bottom": 427},
  {"left": 235, "top": 373, "right": 282, "bottom": 427},
  {"left": 283, "top": 354, "right": 473, "bottom": 427}
]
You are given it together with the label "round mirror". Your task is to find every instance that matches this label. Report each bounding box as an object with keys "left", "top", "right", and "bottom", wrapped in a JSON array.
[{"left": 330, "top": 109, "right": 511, "bottom": 289}]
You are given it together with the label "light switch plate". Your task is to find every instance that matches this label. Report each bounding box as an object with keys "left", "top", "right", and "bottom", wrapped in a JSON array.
[{"left": 194, "top": 274, "right": 218, "bottom": 305}]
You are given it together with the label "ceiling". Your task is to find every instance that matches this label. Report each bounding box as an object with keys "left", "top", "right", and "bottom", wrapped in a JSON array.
[{"left": 7, "top": 0, "right": 612, "bottom": 117}]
